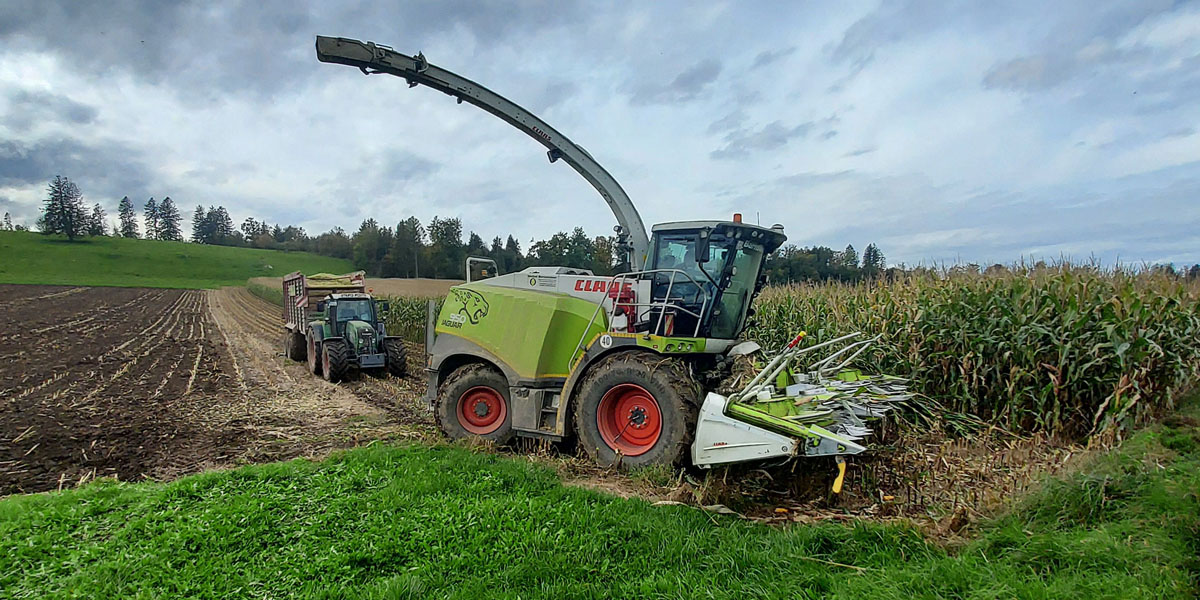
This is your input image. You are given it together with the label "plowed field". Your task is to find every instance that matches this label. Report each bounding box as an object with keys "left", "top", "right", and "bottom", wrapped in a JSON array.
[{"left": 0, "top": 284, "right": 431, "bottom": 495}]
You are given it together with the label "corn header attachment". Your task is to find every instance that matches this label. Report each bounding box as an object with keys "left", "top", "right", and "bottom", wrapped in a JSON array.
[{"left": 693, "top": 332, "right": 913, "bottom": 467}]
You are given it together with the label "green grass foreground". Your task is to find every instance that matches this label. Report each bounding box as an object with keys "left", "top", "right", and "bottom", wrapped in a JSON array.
[
  {"left": 2, "top": 415, "right": 1197, "bottom": 599},
  {"left": 0, "top": 231, "right": 353, "bottom": 289}
]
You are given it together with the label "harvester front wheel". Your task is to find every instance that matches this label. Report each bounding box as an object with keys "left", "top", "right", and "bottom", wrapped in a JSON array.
[
  {"left": 435, "top": 364, "right": 513, "bottom": 444},
  {"left": 322, "top": 339, "right": 351, "bottom": 383},
  {"left": 384, "top": 338, "right": 408, "bottom": 377},
  {"left": 574, "top": 352, "right": 699, "bottom": 468},
  {"left": 306, "top": 333, "right": 322, "bottom": 376}
]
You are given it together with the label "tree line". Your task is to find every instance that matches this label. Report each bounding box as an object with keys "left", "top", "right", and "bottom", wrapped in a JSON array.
[
  {"left": 20, "top": 175, "right": 1200, "bottom": 282},
  {"left": 190, "top": 212, "right": 619, "bottom": 280},
  {"left": 33, "top": 175, "right": 183, "bottom": 241},
  {"left": 763, "top": 243, "right": 888, "bottom": 283}
]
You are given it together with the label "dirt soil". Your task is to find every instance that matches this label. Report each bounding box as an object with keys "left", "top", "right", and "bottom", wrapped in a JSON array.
[
  {"left": 249, "top": 276, "right": 462, "bottom": 298},
  {"left": 0, "top": 284, "right": 432, "bottom": 496}
]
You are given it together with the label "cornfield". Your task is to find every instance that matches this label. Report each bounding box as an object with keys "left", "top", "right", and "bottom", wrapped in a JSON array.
[
  {"left": 748, "top": 265, "right": 1200, "bottom": 438},
  {"left": 379, "top": 296, "right": 442, "bottom": 343}
]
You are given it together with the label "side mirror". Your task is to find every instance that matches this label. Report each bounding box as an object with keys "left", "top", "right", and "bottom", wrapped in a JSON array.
[
  {"left": 315, "top": 301, "right": 326, "bottom": 312},
  {"left": 696, "top": 229, "right": 711, "bottom": 263},
  {"left": 378, "top": 301, "right": 390, "bottom": 313}
]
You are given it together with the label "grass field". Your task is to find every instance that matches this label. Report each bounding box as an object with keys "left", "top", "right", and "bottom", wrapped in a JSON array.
[
  {"left": 0, "top": 231, "right": 354, "bottom": 289},
  {"left": 2, "top": 400, "right": 1196, "bottom": 599}
]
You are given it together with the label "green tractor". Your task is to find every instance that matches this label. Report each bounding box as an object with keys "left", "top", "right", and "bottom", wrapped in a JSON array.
[
  {"left": 282, "top": 271, "right": 407, "bottom": 383},
  {"left": 317, "top": 37, "right": 905, "bottom": 472}
]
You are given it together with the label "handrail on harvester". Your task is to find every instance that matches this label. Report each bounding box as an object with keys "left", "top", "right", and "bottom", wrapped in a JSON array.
[{"left": 571, "top": 269, "right": 711, "bottom": 364}]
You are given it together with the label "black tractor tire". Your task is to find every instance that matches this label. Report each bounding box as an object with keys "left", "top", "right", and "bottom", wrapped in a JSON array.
[
  {"left": 285, "top": 330, "right": 306, "bottom": 361},
  {"left": 434, "top": 363, "right": 514, "bottom": 444},
  {"left": 384, "top": 338, "right": 408, "bottom": 378},
  {"left": 573, "top": 351, "right": 700, "bottom": 469},
  {"left": 306, "top": 333, "right": 322, "bottom": 376},
  {"left": 322, "top": 339, "right": 351, "bottom": 383}
]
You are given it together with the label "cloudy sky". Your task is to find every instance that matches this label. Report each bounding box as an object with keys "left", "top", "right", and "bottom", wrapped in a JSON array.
[{"left": 1, "top": 1, "right": 1198, "bottom": 266}]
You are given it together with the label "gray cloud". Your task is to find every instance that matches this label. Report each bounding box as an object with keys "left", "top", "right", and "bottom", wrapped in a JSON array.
[
  {"left": 318, "top": 148, "right": 440, "bottom": 204},
  {"left": 829, "top": 0, "right": 957, "bottom": 67},
  {"left": 528, "top": 80, "right": 580, "bottom": 113},
  {"left": 0, "top": 138, "right": 152, "bottom": 202},
  {"left": 2, "top": 90, "right": 98, "bottom": 133},
  {"left": 381, "top": 150, "right": 440, "bottom": 184},
  {"left": 707, "top": 109, "right": 748, "bottom": 135},
  {"left": 1164, "top": 127, "right": 1196, "bottom": 139},
  {"left": 979, "top": 1, "right": 1177, "bottom": 93},
  {"left": 770, "top": 163, "right": 1200, "bottom": 266},
  {"left": 629, "top": 58, "right": 722, "bottom": 105},
  {"left": 751, "top": 47, "right": 795, "bottom": 70},
  {"left": 982, "top": 56, "right": 1066, "bottom": 91},
  {"left": 182, "top": 163, "right": 257, "bottom": 187},
  {"left": 711, "top": 121, "right": 813, "bottom": 159},
  {"left": 0, "top": 0, "right": 584, "bottom": 101}
]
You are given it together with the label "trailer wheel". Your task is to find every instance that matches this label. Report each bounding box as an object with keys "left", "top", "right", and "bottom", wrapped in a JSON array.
[
  {"left": 285, "top": 331, "right": 306, "bottom": 361},
  {"left": 307, "top": 333, "right": 322, "bottom": 376},
  {"left": 435, "top": 363, "right": 513, "bottom": 443},
  {"left": 574, "top": 352, "right": 699, "bottom": 468},
  {"left": 322, "top": 339, "right": 350, "bottom": 383},
  {"left": 383, "top": 338, "right": 408, "bottom": 377}
]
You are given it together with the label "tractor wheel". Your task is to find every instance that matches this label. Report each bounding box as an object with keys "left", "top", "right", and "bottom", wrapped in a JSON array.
[
  {"left": 306, "top": 333, "right": 322, "bottom": 376},
  {"left": 285, "top": 331, "right": 306, "bottom": 361},
  {"left": 322, "top": 339, "right": 351, "bottom": 383},
  {"left": 573, "top": 351, "right": 700, "bottom": 468},
  {"left": 434, "top": 363, "right": 513, "bottom": 444},
  {"left": 384, "top": 338, "right": 408, "bottom": 377}
]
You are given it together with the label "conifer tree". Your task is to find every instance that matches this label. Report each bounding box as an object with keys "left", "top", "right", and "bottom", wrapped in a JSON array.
[
  {"left": 118, "top": 196, "right": 139, "bottom": 238},
  {"left": 144, "top": 198, "right": 159, "bottom": 240},
  {"left": 157, "top": 197, "right": 183, "bottom": 241}
]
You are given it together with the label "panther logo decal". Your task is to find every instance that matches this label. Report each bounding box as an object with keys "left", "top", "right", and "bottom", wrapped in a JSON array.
[{"left": 450, "top": 288, "right": 490, "bottom": 324}]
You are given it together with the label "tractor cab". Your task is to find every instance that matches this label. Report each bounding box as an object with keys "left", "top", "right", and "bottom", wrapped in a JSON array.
[
  {"left": 321, "top": 293, "right": 384, "bottom": 336},
  {"left": 640, "top": 219, "right": 785, "bottom": 340}
]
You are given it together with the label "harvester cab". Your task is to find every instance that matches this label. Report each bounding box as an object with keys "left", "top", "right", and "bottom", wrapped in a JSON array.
[
  {"left": 641, "top": 220, "right": 786, "bottom": 340},
  {"left": 315, "top": 36, "right": 910, "bottom": 477}
]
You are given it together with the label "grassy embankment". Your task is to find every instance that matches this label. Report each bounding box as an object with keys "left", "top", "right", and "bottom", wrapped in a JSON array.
[
  {"left": 1, "top": 399, "right": 1196, "bottom": 598},
  {"left": 0, "top": 231, "right": 353, "bottom": 289}
]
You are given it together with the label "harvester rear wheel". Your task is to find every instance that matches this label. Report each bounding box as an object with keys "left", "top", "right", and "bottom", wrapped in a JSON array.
[
  {"left": 384, "top": 338, "right": 408, "bottom": 377},
  {"left": 322, "top": 339, "right": 351, "bottom": 383},
  {"left": 574, "top": 352, "right": 699, "bottom": 468},
  {"left": 307, "top": 333, "right": 321, "bottom": 376},
  {"left": 435, "top": 363, "right": 513, "bottom": 443},
  {"left": 285, "top": 331, "right": 306, "bottom": 361}
]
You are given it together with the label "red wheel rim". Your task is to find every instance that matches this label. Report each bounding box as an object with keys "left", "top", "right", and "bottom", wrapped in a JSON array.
[
  {"left": 596, "top": 383, "right": 662, "bottom": 456},
  {"left": 457, "top": 386, "right": 506, "bottom": 435}
]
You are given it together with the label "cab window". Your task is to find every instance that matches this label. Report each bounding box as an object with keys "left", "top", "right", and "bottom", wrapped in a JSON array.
[{"left": 334, "top": 299, "right": 373, "bottom": 322}]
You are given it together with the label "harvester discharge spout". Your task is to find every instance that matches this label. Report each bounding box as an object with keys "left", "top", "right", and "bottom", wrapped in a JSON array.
[{"left": 315, "top": 35, "right": 651, "bottom": 269}]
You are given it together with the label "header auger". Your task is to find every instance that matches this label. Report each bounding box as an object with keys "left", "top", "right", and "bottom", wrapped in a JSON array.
[{"left": 315, "top": 36, "right": 910, "bottom": 483}]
